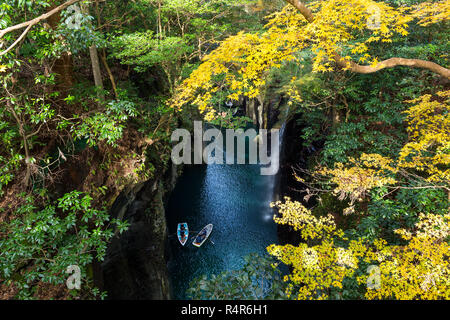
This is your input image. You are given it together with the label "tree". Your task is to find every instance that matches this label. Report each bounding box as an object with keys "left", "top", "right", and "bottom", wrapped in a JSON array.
[
  {"left": 0, "top": 190, "right": 129, "bottom": 299},
  {"left": 110, "top": 31, "right": 190, "bottom": 93},
  {"left": 312, "top": 90, "right": 449, "bottom": 209},
  {"left": 170, "top": 0, "right": 449, "bottom": 121},
  {"left": 267, "top": 196, "right": 449, "bottom": 300},
  {"left": 80, "top": 2, "right": 104, "bottom": 101},
  {"left": 0, "top": 0, "right": 82, "bottom": 56},
  {"left": 284, "top": 0, "right": 450, "bottom": 77},
  {"left": 171, "top": 0, "right": 449, "bottom": 300}
]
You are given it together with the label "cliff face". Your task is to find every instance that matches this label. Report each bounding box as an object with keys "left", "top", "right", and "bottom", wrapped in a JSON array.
[{"left": 100, "top": 164, "right": 180, "bottom": 300}]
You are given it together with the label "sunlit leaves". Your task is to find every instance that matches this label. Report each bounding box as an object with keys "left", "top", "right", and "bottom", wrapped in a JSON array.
[
  {"left": 316, "top": 90, "right": 449, "bottom": 209},
  {"left": 399, "top": 90, "right": 450, "bottom": 182},
  {"left": 270, "top": 196, "right": 340, "bottom": 240},
  {"left": 111, "top": 31, "right": 190, "bottom": 73},
  {"left": 318, "top": 153, "right": 398, "bottom": 205},
  {"left": 268, "top": 198, "right": 450, "bottom": 299},
  {"left": 411, "top": 0, "right": 450, "bottom": 26},
  {"left": 171, "top": 0, "right": 449, "bottom": 121}
]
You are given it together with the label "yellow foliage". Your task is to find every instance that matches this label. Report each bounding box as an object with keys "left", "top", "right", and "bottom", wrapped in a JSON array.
[
  {"left": 399, "top": 90, "right": 450, "bottom": 183},
  {"left": 360, "top": 214, "right": 450, "bottom": 299},
  {"left": 317, "top": 154, "right": 397, "bottom": 204},
  {"left": 170, "top": 30, "right": 298, "bottom": 119},
  {"left": 268, "top": 241, "right": 359, "bottom": 299},
  {"left": 317, "top": 91, "right": 449, "bottom": 207},
  {"left": 270, "top": 196, "right": 341, "bottom": 240},
  {"left": 395, "top": 213, "right": 450, "bottom": 242},
  {"left": 170, "top": 0, "right": 448, "bottom": 120},
  {"left": 411, "top": 0, "right": 450, "bottom": 26},
  {"left": 268, "top": 199, "right": 450, "bottom": 299},
  {"left": 267, "top": 198, "right": 360, "bottom": 299}
]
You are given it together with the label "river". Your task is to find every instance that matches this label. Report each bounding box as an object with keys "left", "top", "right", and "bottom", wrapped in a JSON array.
[{"left": 166, "top": 129, "right": 281, "bottom": 299}]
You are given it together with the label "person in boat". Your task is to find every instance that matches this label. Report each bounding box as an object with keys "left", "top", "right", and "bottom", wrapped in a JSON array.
[
  {"left": 179, "top": 224, "right": 186, "bottom": 238},
  {"left": 196, "top": 229, "right": 207, "bottom": 243}
]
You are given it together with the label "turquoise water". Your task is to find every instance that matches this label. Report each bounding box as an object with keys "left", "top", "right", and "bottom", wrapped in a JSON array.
[{"left": 166, "top": 156, "right": 279, "bottom": 299}]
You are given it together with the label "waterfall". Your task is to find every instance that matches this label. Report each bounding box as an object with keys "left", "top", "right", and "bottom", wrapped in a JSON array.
[
  {"left": 167, "top": 131, "right": 280, "bottom": 299},
  {"left": 277, "top": 103, "right": 290, "bottom": 165},
  {"left": 279, "top": 122, "right": 287, "bottom": 155},
  {"left": 262, "top": 105, "right": 290, "bottom": 220},
  {"left": 272, "top": 104, "right": 290, "bottom": 203},
  {"left": 167, "top": 105, "right": 291, "bottom": 298}
]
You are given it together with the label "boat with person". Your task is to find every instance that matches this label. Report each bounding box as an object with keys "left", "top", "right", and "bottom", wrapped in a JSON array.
[
  {"left": 177, "top": 222, "right": 189, "bottom": 246},
  {"left": 192, "top": 224, "right": 213, "bottom": 247}
]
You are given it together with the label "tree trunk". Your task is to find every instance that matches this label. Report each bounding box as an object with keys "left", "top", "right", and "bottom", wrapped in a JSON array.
[
  {"left": 158, "top": 1, "right": 163, "bottom": 39},
  {"left": 247, "top": 99, "right": 257, "bottom": 125},
  {"left": 89, "top": 44, "right": 104, "bottom": 101},
  {"left": 47, "top": 7, "right": 73, "bottom": 91},
  {"left": 81, "top": 3, "right": 104, "bottom": 101},
  {"left": 331, "top": 104, "right": 341, "bottom": 127},
  {"left": 100, "top": 49, "right": 118, "bottom": 99},
  {"left": 257, "top": 96, "right": 265, "bottom": 130}
]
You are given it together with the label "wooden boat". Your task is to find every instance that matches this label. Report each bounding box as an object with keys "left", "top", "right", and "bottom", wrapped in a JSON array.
[
  {"left": 177, "top": 222, "right": 189, "bottom": 246},
  {"left": 192, "top": 224, "right": 213, "bottom": 247}
]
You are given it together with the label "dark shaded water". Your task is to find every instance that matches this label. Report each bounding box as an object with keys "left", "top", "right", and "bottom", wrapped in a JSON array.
[{"left": 166, "top": 157, "right": 279, "bottom": 299}]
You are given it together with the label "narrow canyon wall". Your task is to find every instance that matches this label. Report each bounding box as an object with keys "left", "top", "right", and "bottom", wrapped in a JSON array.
[{"left": 100, "top": 163, "right": 181, "bottom": 299}]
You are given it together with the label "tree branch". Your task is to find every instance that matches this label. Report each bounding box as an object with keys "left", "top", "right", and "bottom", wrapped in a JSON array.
[
  {"left": 0, "top": 0, "right": 82, "bottom": 55},
  {"left": 0, "top": 24, "right": 33, "bottom": 56},
  {"left": 285, "top": 0, "right": 314, "bottom": 23},
  {"left": 332, "top": 54, "right": 450, "bottom": 78},
  {"left": 285, "top": 0, "right": 450, "bottom": 78}
]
